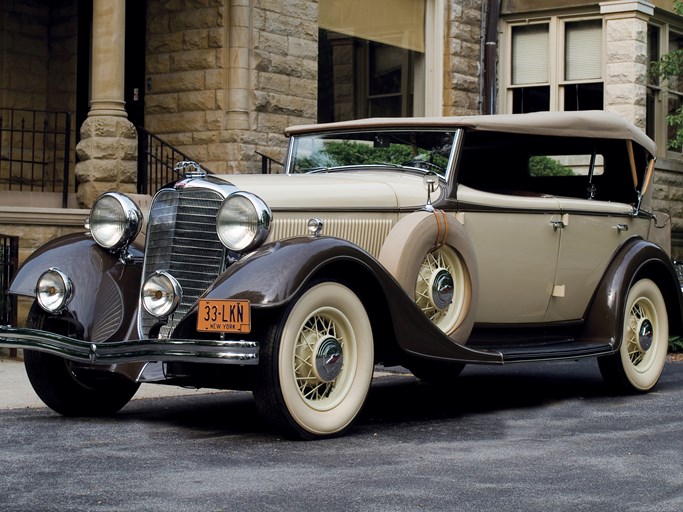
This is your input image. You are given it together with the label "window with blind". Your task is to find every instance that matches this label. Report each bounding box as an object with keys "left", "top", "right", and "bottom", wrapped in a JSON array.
[
  {"left": 507, "top": 17, "right": 603, "bottom": 114},
  {"left": 563, "top": 20, "right": 603, "bottom": 111},
  {"left": 646, "top": 23, "right": 683, "bottom": 155},
  {"left": 511, "top": 24, "right": 550, "bottom": 113}
]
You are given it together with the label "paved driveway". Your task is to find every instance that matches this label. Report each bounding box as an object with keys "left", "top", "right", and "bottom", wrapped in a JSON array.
[{"left": 1, "top": 359, "right": 682, "bottom": 512}]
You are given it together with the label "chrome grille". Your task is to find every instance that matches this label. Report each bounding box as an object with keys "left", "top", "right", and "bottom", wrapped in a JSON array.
[{"left": 139, "top": 187, "right": 226, "bottom": 338}]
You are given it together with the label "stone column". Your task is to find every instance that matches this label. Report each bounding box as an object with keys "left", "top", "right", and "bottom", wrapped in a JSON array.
[
  {"left": 600, "top": 0, "right": 654, "bottom": 129},
  {"left": 75, "top": 0, "right": 138, "bottom": 207},
  {"left": 226, "top": 0, "right": 251, "bottom": 130}
]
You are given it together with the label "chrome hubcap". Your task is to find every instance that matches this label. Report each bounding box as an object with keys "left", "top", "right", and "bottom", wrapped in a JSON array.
[
  {"left": 430, "top": 269, "right": 454, "bottom": 310},
  {"left": 314, "top": 337, "right": 344, "bottom": 382},
  {"left": 637, "top": 319, "right": 653, "bottom": 352}
]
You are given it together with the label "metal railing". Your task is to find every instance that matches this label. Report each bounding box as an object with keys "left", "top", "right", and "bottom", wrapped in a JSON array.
[
  {"left": 0, "top": 109, "right": 72, "bottom": 207},
  {"left": 256, "top": 151, "right": 284, "bottom": 174},
  {"left": 137, "top": 127, "right": 214, "bottom": 196},
  {"left": 0, "top": 235, "right": 18, "bottom": 356},
  {"left": 138, "top": 128, "right": 287, "bottom": 194}
]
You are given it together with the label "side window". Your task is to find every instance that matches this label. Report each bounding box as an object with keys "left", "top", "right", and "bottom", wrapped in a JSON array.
[
  {"left": 528, "top": 154, "right": 604, "bottom": 199},
  {"left": 529, "top": 155, "right": 604, "bottom": 177},
  {"left": 457, "top": 131, "right": 638, "bottom": 205}
]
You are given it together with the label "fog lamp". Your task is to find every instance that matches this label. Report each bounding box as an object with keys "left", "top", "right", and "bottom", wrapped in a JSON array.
[
  {"left": 36, "top": 268, "right": 74, "bottom": 313},
  {"left": 141, "top": 271, "right": 182, "bottom": 318}
]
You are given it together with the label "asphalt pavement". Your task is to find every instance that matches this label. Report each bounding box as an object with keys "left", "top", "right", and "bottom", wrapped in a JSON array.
[
  {"left": 1, "top": 356, "right": 682, "bottom": 511},
  {"left": 0, "top": 356, "right": 222, "bottom": 409}
]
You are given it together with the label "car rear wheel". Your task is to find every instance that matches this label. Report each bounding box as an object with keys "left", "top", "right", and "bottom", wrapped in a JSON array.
[
  {"left": 598, "top": 278, "right": 668, "bottom": 392},
  {"left": 23, "top": 303, "right": 139, "bottom": 416},
  {"left": 254, "top": 282, "right": 374, "bottom": 439}
]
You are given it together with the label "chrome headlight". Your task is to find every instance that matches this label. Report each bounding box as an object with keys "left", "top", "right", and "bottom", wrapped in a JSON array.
[
  {"left": 36, "top": 268, "right": 73, "bottom": 313},
  {"left": 141, "top": 271, "right": 181, "bottom": 318},
  {"left": 216, "top": 192, "right": 272, "bottom": 252},
  {"left": 86, "top": 193, "right": 142, "bottom": 251}
]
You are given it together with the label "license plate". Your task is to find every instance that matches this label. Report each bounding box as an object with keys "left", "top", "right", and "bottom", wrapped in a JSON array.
[{"left": 197, "top": 299, "right": 251, "bottom": 333}]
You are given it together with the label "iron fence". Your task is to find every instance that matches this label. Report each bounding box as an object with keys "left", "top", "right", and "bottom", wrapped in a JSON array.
[
  {"left": 256, "top": 151, "right": 284, "bottom": 174},
  {"left": 0, "top": 235, "right": 18, "bottom": 356},
  {"left": 0, "top": 109, "right": 72, "bottom": 207},
  {"left": 137, "top": 127, "right": 214, "bottom": 195}
]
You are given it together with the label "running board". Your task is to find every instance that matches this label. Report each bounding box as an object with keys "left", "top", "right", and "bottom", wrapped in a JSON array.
[{"left": 470, "top": 340, "right": 614, "bottom": 363}]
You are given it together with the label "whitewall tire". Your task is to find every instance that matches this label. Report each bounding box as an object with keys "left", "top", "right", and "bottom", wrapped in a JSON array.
[
  {"left": 599, "top": 278, "right": 668, "bottom": 392},
  {"left": 254, "top": 282, "right": 374, "bottom": 439}
]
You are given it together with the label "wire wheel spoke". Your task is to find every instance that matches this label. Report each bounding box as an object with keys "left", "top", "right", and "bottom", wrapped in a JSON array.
[
  {"left": 293, "top": 313, "right": 342, "bottom": 402},
  {"left": 414, "top": 246, "right": 466, "bottom": 333},
  {"left": 627, "top": 300, "right": 654, "bottom": 367}
]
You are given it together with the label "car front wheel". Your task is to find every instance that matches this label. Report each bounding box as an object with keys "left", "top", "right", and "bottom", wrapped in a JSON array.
[
  {"left": 23, "top": 303, "right": 139, "bottom": 416},
  {"left": 254, "top": 282, "right": 374, "bottom": 439},
  {"left": 598, "top": 278, "right": 668, "bottom": 392}
]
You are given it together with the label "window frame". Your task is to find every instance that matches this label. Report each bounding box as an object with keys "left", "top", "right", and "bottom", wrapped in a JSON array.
[
  {"left": 316, "top": 0, "right": 444, "bottom": 122},
  {"left": 502, "top": 15, "right": 605, "bottom": 114},
  {"left": 647, "top": 19, "right": 683, "bottom": 159}
]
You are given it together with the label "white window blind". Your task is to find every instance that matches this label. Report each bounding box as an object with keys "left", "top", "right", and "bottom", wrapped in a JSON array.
[
  {"left": 512, "top": 24, "right": 549, "bottom": 85},
  {"left": 565, "top": 20, "right": 602, "bottom": 81}
]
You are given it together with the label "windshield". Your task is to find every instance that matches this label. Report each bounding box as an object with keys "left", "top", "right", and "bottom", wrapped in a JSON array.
[{"left": 287, "top": 129, "right": 458, "bottom": 178}]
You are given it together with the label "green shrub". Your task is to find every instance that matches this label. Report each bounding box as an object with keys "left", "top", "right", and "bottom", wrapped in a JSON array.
[
  {"left": 528, "top": 156, "right": 575, "bottom": 177},
  {"left": 669, "top": 336, "right": 683, "bottom": 353}
]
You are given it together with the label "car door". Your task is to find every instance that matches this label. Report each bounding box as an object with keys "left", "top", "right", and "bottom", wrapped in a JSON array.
[
  {"left": 545, "top": 197, "right": 647, "bottom": 321},
  {"left": 457, "top": 186, "right": 562, "bottom": 324}
]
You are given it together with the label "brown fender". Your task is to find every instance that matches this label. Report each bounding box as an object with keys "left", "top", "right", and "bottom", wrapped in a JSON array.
[
  {"left": 7, "top": 233, "right": 143, "bottom": 342},
  {"left": 582, "top": 238, "right": 683, "bottom": 347},
  {"left": 179, "top": 236, "right": 501, "bottom": 364}
]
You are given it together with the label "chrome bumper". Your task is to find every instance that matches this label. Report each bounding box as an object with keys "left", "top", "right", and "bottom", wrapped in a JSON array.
[{"left": 0, "top": 327, "right": 259, "bottom": 365}]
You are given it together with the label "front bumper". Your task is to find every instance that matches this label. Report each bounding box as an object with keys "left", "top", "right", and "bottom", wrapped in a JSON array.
[{"left": 0, "top": 327, "right": 259, "bottom": 365}]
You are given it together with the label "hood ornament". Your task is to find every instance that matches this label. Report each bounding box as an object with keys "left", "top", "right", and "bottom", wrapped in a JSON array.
[{"left": 174, "top": 161, "right": 206, "bottom": 179}]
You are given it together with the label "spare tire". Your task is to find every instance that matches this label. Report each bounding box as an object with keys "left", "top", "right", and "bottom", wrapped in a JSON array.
[{"left": 379, "top": 210, "right": 478, "bottom": 344}]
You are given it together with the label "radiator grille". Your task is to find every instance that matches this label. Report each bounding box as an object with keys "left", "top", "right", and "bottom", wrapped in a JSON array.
[{"left": 139, "top": 187, "right": 226, "bottom": 338}]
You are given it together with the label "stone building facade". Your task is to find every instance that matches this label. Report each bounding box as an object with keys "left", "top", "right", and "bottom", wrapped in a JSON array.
[{"left": 0, "top": 0, "right": 683, "bottom": 266}]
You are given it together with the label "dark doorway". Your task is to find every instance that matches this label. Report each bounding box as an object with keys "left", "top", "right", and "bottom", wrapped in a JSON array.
[
  {"left": 76, "top": 1, "right": 146, "bottom": 130},
  {"left": 76, "top": 0, "right": 92, "bottom": 143},
  {"left": 125, "top": 0, "right": 146, "bottom": 128}
]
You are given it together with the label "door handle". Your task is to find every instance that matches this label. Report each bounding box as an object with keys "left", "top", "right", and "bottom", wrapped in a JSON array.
[{"left": 550, "top": 220, "right": 565, "bottom": 231}]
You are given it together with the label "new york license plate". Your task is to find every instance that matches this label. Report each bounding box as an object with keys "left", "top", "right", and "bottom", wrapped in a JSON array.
[{"left": 197, "top": 299, "right": 251, "bottom": 333}]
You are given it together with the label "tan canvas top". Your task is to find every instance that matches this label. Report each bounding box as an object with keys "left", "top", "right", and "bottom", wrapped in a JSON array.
[{"left": 285, "top": 110, "right": 656, "bottom": 156}]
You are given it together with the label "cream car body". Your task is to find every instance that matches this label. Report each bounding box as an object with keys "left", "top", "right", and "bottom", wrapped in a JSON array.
[{"left": 0, "top": 111, "right": 680, "bottom": 439}]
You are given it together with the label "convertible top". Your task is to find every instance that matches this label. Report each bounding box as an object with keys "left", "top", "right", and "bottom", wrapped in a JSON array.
[{"left": 285, "top": 110, "right": 656, "bottom": 156}]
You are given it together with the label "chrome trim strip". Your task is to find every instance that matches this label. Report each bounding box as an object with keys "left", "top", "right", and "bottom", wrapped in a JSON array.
[{"left": 0, "top": 327, "right": 259, "bottom": 365}]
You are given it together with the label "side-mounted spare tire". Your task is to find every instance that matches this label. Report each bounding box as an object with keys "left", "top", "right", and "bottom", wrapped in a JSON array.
[{"left": 378, "top": 210, "right": 478, "bottom": 344}]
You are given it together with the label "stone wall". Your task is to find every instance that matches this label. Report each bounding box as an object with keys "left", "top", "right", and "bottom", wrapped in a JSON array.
[
  {"left": 652, "top": 163, "right": 683, "bottom": 260},
  {"left": 603, "top": 10, "right": 648, "bottom": 130},
  {"left": 0, "top": 0, "right": 77, "bottom": 111},
  {"left": 443, "top": 0, "right": 483, "bottom": 116},
  {"left": 145, "top": 0, "right": 317, "bottom": 174},
  {"left": 0, "top": 1, "right": 50, "bottom": 110}
]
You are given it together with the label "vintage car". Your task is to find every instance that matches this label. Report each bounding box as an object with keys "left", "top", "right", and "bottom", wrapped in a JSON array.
[{"left": 1, "top": 111, "right": 681, "bottom": 439}]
